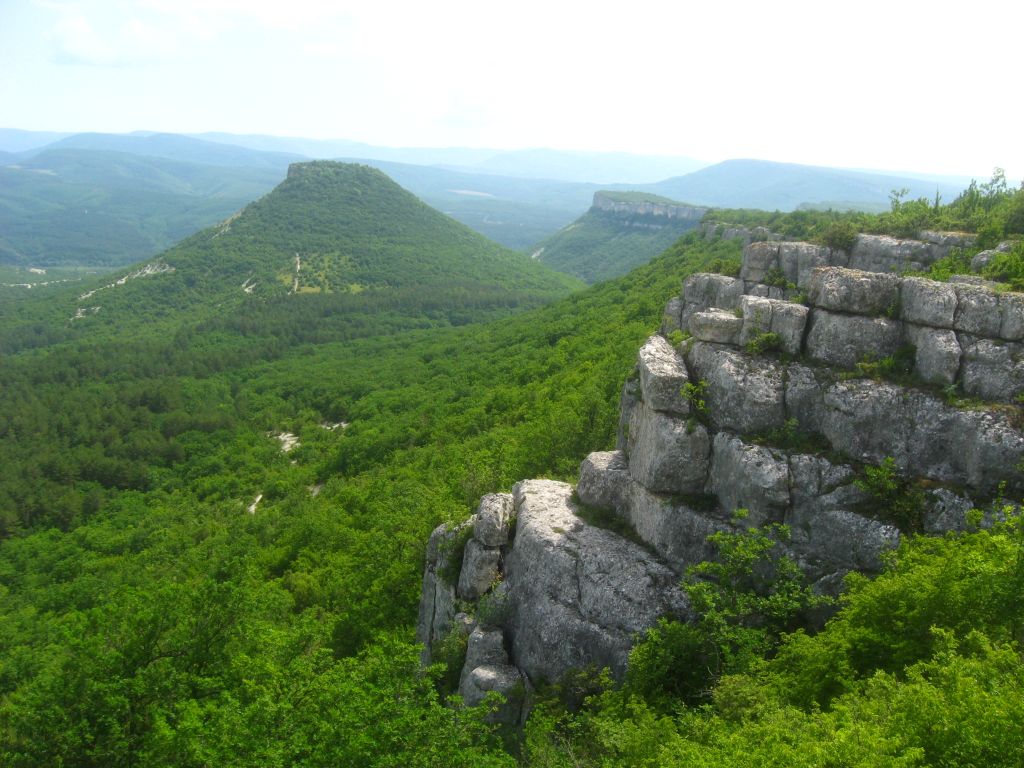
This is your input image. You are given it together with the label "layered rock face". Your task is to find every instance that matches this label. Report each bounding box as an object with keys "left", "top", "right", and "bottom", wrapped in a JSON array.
[
  {"left": 419, "top": 227, "right": 1023, "bottom": 717},
  {"left": 592, "top": 191, "right": 707, "bottom": 223}
]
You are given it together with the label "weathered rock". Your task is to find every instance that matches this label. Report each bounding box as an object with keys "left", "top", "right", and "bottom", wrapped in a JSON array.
[
  {"left": 661, "top": 296, "right": 685, "bottom": 336},
  {"left": 959, "top": 336, "right": 1024, "bottom": 402},
  {"left": 918, "top": 231, "right": 976, "bottom": 250},
  {"left": 786, "top": 507, "right": 900, "bottom": 573},
  {"left": 739, "top": 295, "right": 808, "bottom": 356},
  {"left": 971, "top": 249, "right": 999, "bottom": 273},
  {"left": 462, "top": 627, "right": 509, "bottom": 677},
  {"left": 922, "top": 488, "right": 978, "bottom": 534},
  {"left": 904, "top": 324, "right": 961, "bottom": 386},
  {"left": 805, "top": 310, "right": 902, "bottom": 369},
  {"left": 807, "top": 267, "right": 900, "bottom": 316},
  {"left": 459, "top": 664, "right": 525, "bottom": 723},
  {"left": 954, "top": 284, "right": 1002, "bottom": 337},
  {"left": 784, "top": 363, "right": 829, "bottom": 434},
  {"left": 638, "top": 335, "right": 691, "bottom": 413},
  {"left": 458, "top": 539, "right": 501, "bottom": 601},
  {"left": 900, "top": 277, "right": 958, "bottom": 327},
  {"left": 577, "top": 451, "right": 629, "bottom": 511},
  {"left": 999, "top": 292, "right": 1024, "bottom": 341},
  {"left": 417, "top": 521, "right": 469, "bottom": 661},
  {"left": 681, "top": 273, "right": 744, "bottom": 324},
  {"left": 953, "top": 410, "right": 1024, "bottom": 494},
  {"left": 740, "top": 241, "right": 778, "bottom": 284},
  {"left": 848, "top": 234, "right": 937, "bottom": 274},
  {"left": 689, "top": 309, "right": 743, "bottom": 345},
  {"left": 705, "top": 433, "right": 790, "bottom": 526},
  {"left": 686, "top": 342, "right": 787, "bottom": 433},
  {"left": 504, "top": 480, "right": 689, "bottom": 682},
  {"left": 627, "top": 401, "right": 711, "bottom": 494},
  {"left": 625, "top": 481, "right": 727, "bottom": 573},
  {"left": 474, "top": 493, "right": 514, "bottom": 547},
  {"left": 744, "top": 283, "right": 787, "bottom": 300},
  {"left": 819, "top": 381, "right": 913, "bottom": 467},
  {"left": 616, "top": 378, "right": 640, "bottom": 452}
]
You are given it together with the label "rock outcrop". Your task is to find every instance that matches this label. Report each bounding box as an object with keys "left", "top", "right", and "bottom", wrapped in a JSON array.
[
  {"left": 592, "top": 192, "right": 706, "bottom": 224},
  {"left": 419, "top": 226, "right": 1023, "bottom": 718}
]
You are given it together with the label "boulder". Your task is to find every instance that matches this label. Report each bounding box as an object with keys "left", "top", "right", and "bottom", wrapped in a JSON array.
[
  {"left": 999, "top": 292, "right": 1024, "bottom": 341},
  {"left": 625, "top": 481, "right": 727, "bottom": 573},
  {"left": 680, "top": 274, "right": 744, "bottom": 324},
  {"left": 577, "top": 450, "right": 630, "bottom": 511},
  {"left": 705, "top": 433, "right": 790, "bottom": 526},
  {"left": 848, "top": 234, "right": 936, "bottom": 273},
  {"left": 417, "top": 521, "right": 469, "bottom": 661},
  {"left": 661, "top": 296, "right": 685, "bottom": 336},
  {"left": 740, "top": 241, "right": 779, "bottom": 284},
  {"left": 473, "top": 493, "right": 514, "bottom": 547},
  {"left": 638, "top": 335, "right": 691, "bottom": 414},
  {"left": 807, "top": 267, "right": 900, "bottom": 316},
  {"left": 786, "top": 506, "right": 900, "bottom": 573},
  {"left": 458, "top": 539, "right": 502, "bottom": 601},
  {"left": 627, "top": 401, "right": 711, "bottom": 494},
  {"left": 922, "top": 488, "right": 979, "bottom": 534},
  {"left": 785, "top": 363, "right": 829, "bottom": 434},
  {"left": 503, "top": 480, "right": 689, "bottom": 682},
  {"left": 900, "top": 277, "right": 958, "bottom": 327},
  {"left": 904, "top": 324, "right": 961, "bottom": 386},
  {"left": 971, "top": 249, "right": 999, "bottom": 273},
  {"left": 686, "top": 342, "right": 787, "bottom": 433},
  {"left": 739, "top": 295, "right": 808, "bottom": 356},
  {"left": 959, "top": 337, "right": 1024, "bottom": 402},
  {"left": 954, "top": 284, "right": 1002, "bottom": 337},
  {"left": 918, "top": 231, "right": 976, "bottom": 250},
  {"left": 459, "top": 664, "right": 525, "bottom": 724},
  {"left": 689, "top": 308, "right": 743, "bottom": 345},
  {"left": 804, "top": 310, "right": 902, "bottom": 369}
]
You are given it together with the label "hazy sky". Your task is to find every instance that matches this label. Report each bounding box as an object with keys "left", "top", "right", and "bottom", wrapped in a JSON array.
[{"left": 2, "top": 0, "right": 1021, "bottom": 178}]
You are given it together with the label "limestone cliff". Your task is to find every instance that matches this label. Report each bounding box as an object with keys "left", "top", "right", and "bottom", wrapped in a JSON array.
[
  {"left": 591, "top": 192, "right": 707, "bottom": 227},
  {"left": 418, "top": 229, "right": 1023, "bottom": 721}
]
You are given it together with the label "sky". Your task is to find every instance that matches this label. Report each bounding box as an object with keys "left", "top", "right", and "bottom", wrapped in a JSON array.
[{"left": 1, "top": 0, "right": 1021, "bottom": 179}]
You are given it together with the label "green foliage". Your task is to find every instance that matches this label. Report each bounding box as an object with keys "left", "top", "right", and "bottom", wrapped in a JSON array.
[
  {"left": 750, "top": 418, "right": 832, "bottom": 455},
  {"left": 855, "top": 457, "right": 926, "bottom": 532},
  {"left": 820, "top": 219, "right": 859, "bottom": 251},
  {"left": 438, "top": 523, "right": 474, "bottom": 587},
  {"left": 680, "top": 379, "right": 709, "bottom": 416},
  {"left": 625, "top": 522, "right": 828, "bottom": 708},
  {"left": 744, "top": 330, "right": 782, "bottom": 356},
  {"left": 847, "top": 344, "right": 917, "bottom": 383}
]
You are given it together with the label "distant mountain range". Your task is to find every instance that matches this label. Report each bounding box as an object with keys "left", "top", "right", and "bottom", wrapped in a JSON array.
[{"left": 0, "top": 128, "right": 992, "bottom": 270}]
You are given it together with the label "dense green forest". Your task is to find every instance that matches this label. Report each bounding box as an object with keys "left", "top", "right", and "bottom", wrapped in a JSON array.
[{"left": 1, "top": 170, "right": 1023, "bottom": 765}]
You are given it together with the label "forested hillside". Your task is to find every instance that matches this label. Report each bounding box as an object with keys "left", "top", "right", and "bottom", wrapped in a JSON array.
[{"left": 1, "top": 171, "right": 1023, "bottom": 766}]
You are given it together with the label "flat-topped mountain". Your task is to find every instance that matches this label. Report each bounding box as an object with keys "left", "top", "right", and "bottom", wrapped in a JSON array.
[{"left": 533, "top": 191, "right": 708, "bottom": 283}]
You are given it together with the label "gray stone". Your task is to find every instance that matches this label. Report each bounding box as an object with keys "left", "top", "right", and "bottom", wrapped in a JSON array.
[
  {"left": 680, "top": 273, "right": 744, "bottom": 324},
  {"left": 785, "top": 363, "right": 829, "bottom": 434},
  {"left": 804, "top": 310, "right": 902, "bottom": 369},
  {"left": 689, "top": 308, "right": 743, "bottom": 345},
  {"left": 417, "top": 521, "right": 469, "bottom": 661},
  {"left": 638, "top": 334, "right": 691, "bottom": 413},
  {"left": 577, "top": 451, "right": 630, "bottom": 511},
  {"left": 952, "top": 410, "right": 1024, "bottom": 494},
  {"left": 627, "top": 401, "right": 711, "bottom": 494},
  {"left": 954, "top": 284, "right": 1002, "bottom": 336},
  {"left": 705, "top": 433, "right": 790, "bottom": 526},
  {"left": 959, "top": 336, "right": 1024, "bottom": 402},
  {"left": 503, "top": 480, "right": 688, "bottom": 682},
  {"left": 787, "top": 454, "right": 861, "bottom": 512},
  {"left": 819, "top": 381, "right": 913, "bottom": 467},
  {"left": 458, "top": 538, "right": 501, "bottom": 601},
  {"left": 904, "top": 324, "right": 961, "bottom": 386},
  {"left": 739, "top": 295, "right": 808, "bottom": 356},
  {"left": 616, "top": 378, "right": 640, "bottom": 452},
  {"left": 779, "top": 242, "right": 837, "bottom": 288},
  {"left": 848, "top": 234, "right": 936, "bottom": 274},
  {"left": 807, "top": 267, "right": 900, "bottom": 316},
  {"left": 900, "top": 277, "right": 958, "bottom": 327},
  {"left": 971, "top": 249, "right": 999, "bottom": 273},
  {"left": 474, "top": 493, "right": 514, "bottom": 547},
  {"left": 922, "top": 488, "right": 979, "bottom": 534},
  {"left": 661, "top": 296, "right": 684, "bottom": 336},
  {"left": 918, "top": 231, "right": 977, "bottom": 250},
  {"left": 740, "top": 241, "right": 779, "bottom": 284},
  {"left": 462, "top": 627, "right": 509, "bottom": 677},
  {"left": 686, "top": 342, "right": 787, "bottom": 433},
  {"left": 950, "top": 275, "right": 1002, "bottom": 289},
  {"left": 786, "top": 507, "right": 899, "bottom": 573},
  {"left": 459, "top": 664, "right": 525, "bottom": 723},
  {"left": 999, "top": 292, "right": 1024, "bottom": 341},
  {"left": 625, "top": 481, "right": 727, "bottom": 573}
]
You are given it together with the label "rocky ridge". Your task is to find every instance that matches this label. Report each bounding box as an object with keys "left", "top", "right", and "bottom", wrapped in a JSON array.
[
  {"left": 418, "top": 228, "right": 1023, "bottom": 722},
  {"left": 592, "top": 192, "right": 707, "bottom": 227}
]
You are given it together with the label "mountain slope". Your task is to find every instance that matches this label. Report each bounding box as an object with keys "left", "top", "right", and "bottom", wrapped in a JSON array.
[
  {"left": 641, "top": 158, "right": 965, "bottom": 211},
  {"left": 43, "top": 132, "right": 303, "bottom": 169},
  {"left": 535, "top": 191, "right": 707, "bottom": 282},
  {"left": 39, "top": 161, "right": 581, "bottom": 336},
  {"left": 0, "top": 149, "right": 287, "bottom": 266}
]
